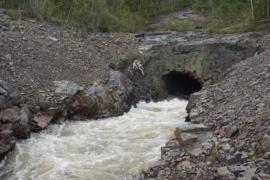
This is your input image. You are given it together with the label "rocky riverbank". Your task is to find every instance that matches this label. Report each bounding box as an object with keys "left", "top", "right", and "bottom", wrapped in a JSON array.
[
  {"left": 0, "top": 9, "right": 142, "bottom": 162},
  {"left": 142, "top": 44, "right": 270, "bottom": 180},
  {"left": 1, "top": 8, "right": 270, "bottom": 180},
  {"left": 137, "top": 31, "right": 261, "bottom": 100}
]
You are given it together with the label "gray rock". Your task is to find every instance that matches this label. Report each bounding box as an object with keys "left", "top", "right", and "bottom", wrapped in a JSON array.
[
  {"left": 108, "top": 71, "right": 127, "bottom": 89},
  {"left": 219, "top": 125, "right": 239, "bottom": 138},
  {"left": 176, "top": 124, "right": 211, "bottom": 133},
  {"left": 0, "top": 80, "right": 10, "bottom": 96},
  {"left": 243, "top": 168, "right": 257, "bottom": 180},
  {"left": 53, "top": 80, "right": 83, "bottom": 95},
  {"left": 186, "top": 92, "right": 201, "bottom": 113},
  {"left": 64, "top": 90, "right": 98, "bottom": 118},
  {"left": 262, "top": 134, "right": 270, "bottom": 150},
  {"left": 175, "top": 124, "right": 213, "bottom": 156},
  {"left": 176, "top": 161, "right": 194, "bottom": 171},
  {"left": 12, "top": 106, "right": 31, "bottom": 139},
  {"left": 228, "top": 166, "right": 257, "bottom": 180},
  {"left": 0, "top": 129, "right": 15, "bottom": 161},
  {"left": 0, "top": 80, "right": 18, "bottom": 110},
  {"left": 263, "top": 152, "right": 270, "bottom": 159},
  {"left": 61, "top": 70, "right": 134, "bottom": 119},
  {"left": 217, "top": 166, "right": 235, "bottom": 179}
]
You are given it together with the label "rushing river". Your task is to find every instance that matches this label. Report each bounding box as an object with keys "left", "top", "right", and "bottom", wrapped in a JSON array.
[{"left": 0, "top": 98, "right": 187, "bottom": 180}]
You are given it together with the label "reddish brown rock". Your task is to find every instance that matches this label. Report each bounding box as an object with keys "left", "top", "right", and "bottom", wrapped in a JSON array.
[
  {"left": 31, "top": 114, "right": 52, "bottom": 132},
  {"left": 0, "top": 107, "right": 19, "bottom": 123}
]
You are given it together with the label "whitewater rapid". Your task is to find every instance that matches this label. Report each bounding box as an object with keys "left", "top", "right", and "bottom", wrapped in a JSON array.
[{"left": 0, "top": 98, "right": 187, "bottom": 180}]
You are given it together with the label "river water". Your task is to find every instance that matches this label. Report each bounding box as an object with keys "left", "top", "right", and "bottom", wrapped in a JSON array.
[{"left": 0, "top": 98, "right": 187, "bottom": 180}]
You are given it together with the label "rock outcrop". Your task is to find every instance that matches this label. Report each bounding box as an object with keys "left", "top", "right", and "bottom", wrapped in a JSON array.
[
  {"left": 138, "top": 32, "right": 261, "bottom": 100},
  {"left": 60, "top": 70, "right": 136, "bottom": 119},
  {"left": 142, "top": 49, "right": 270, "bottom": 179}
]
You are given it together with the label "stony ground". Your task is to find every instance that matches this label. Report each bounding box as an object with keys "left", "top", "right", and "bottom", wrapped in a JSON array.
[
  {"left": 143, "top": 44, "right": 270, "bottom": 179},
  {"left": 0, "top": 9, "right": 138, "bottom": 109}
]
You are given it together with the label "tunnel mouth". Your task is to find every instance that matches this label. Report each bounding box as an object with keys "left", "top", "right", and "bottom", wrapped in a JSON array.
[{"left": 162, "top": 71, "right": 202, "bottom": 99}]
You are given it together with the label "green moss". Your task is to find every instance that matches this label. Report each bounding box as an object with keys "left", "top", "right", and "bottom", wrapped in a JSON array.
[{"left": 247, "top": 151, "right": 257, "bottom": 161}]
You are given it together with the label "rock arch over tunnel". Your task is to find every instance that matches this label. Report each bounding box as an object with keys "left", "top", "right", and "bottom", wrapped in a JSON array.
[{"left": 162, "top": 71, "right": 202, "bottom": 99}]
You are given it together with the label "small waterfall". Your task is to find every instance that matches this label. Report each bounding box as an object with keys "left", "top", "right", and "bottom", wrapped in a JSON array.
[{"left": 0, "top": 98, "right": 187, "bottom": 180}]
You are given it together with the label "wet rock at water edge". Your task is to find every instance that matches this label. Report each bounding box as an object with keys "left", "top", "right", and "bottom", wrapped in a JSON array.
[
  {"left": 64, "top": 90, "right": 98, "bottom": 118},
  {"left": 61, "top": 70, "right": 134, "bottom": 119},
  {"left": 174, "top": 124, "right": 213, "bottom": 156},
  {"left": 0, "top": 106, "right": 31, "bottom": 139},
  {"left": 30, "top": 114, "right": 53, "bottom": 132},
  {"left": 0, "top": 130, "right": 15, "bottom": 161},
  {"left": 12, "top": 106, "right": 31, "bottom": 139}
]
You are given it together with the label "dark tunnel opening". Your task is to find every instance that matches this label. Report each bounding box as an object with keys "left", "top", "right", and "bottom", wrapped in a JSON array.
[{"left": 163, "top": 71, "right": 202, "bottom": 99}]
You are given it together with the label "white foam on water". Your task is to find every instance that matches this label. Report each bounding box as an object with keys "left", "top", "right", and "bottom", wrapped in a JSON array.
[{"left": 0, "top": 98, "right": 188, "bottom": 180}]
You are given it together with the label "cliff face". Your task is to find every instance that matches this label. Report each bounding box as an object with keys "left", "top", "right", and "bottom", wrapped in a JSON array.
[{"left": 143, "top": 48, "right": 270, "bottom": 180}]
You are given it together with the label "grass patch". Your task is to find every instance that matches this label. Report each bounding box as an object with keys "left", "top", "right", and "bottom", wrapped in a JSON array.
[
  {"left": 5, "top": 9, "right": 23, "bottom": 20},
  {"left": 161, "top": 16, "right": 256, "bottom": 34},
  {"left": 206, "top": 21, "right": 252, "bottom": 33},
  {"left": 163, "top": 21, "right": 195, "bottom": 31}
]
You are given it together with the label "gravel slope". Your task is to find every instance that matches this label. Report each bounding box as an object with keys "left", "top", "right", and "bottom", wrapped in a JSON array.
[{"left": 0, "top": 11, "right": 138, "bottom": 108}]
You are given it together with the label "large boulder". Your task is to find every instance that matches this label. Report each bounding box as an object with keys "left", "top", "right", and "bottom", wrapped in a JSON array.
[
  {"left": 110, "top": 57, "right": 152, "bottom": 103},
  {"left": 64, "top": 89, "right": 98, "bottom": 119},
  {"left": 175, "top": 124, "right": 213, "bottom": 156},
  {"left": 0, "top": 106, "right": 31, "bottom": 139},
  {"left": 62, "top": 70, "right": 134, "bottom": 119}
]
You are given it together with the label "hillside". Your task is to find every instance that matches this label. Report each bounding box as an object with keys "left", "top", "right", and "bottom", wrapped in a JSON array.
[{"left": 0, "top": 9, "right": 137, "bottom": 109}]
